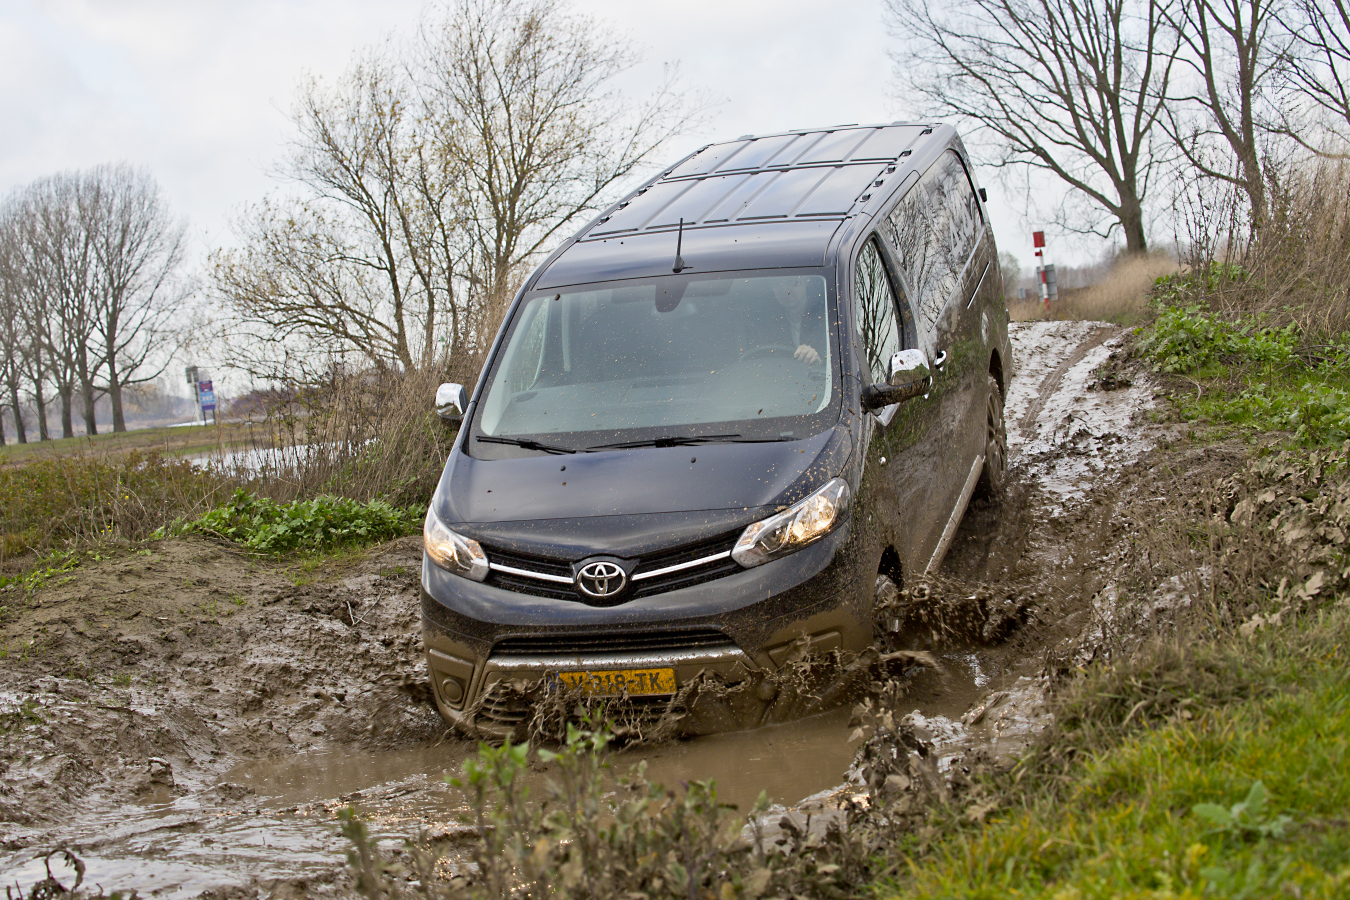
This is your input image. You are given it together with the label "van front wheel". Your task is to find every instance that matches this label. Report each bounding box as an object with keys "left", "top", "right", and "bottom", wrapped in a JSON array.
[{"left": 975, "top": 374, "right": 1007, "bottom": 498}]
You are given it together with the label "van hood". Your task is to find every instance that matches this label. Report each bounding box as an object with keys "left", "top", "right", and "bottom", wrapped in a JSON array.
[{"left": 435, "top": 426, "right": 851, "bottom": 556}]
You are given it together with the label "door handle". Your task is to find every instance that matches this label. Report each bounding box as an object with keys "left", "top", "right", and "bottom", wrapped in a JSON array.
[{"left": 933, "top": 350, "right": 948, "bottom": 371}]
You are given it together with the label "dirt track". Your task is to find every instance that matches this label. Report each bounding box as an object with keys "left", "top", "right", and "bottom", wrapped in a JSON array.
[{"left": 1, "top": 321, "right": 1198, "bottom": 895}]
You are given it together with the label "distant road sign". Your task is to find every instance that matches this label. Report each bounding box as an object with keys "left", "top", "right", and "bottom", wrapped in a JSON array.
[{"left": 198, "top": 380, "right": 215, "bottom": 413}]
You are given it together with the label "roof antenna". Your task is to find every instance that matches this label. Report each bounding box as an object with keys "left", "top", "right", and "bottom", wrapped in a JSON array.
[{"left": 672, "top": 218, "right": 687, "bottom": 273}]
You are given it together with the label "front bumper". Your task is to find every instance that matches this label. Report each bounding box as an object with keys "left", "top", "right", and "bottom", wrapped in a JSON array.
[{"left": 420, "top": 522, "right": 866, "bottom": 739}]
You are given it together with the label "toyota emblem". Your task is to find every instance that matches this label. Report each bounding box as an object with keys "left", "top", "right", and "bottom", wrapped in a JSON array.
[{"left": 576, "top": 560, "right": 626, "bottom": 598}]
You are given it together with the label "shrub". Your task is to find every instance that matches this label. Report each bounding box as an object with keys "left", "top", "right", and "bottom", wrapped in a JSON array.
[
  {"left": 1174, "top": 158, "right": 1350, "bottom": 339},
  {"left": 1136, "top": 304, "right": 1298, "bottom": 375},
  {"left": 178, "top": 489, "right": 423, "bottom": 553}
]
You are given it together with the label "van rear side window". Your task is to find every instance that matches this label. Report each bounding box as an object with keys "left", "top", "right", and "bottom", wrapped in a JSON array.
[{"left": 882, "top": 150, "right": 984, "bottom": 329}]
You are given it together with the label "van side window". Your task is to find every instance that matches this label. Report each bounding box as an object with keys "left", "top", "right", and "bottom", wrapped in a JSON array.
[
  {"left": 853, "top": 237, "right": 903, "bottom": 384},
  {"left": 883, "top": 150, "right": 983, "bottom": 331}
]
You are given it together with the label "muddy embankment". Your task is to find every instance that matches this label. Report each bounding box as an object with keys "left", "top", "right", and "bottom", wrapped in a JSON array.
[{"left": 1, "top": 320, "right": 1217, "bottom": 896}]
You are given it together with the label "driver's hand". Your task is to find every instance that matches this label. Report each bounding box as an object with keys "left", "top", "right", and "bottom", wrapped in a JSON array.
[{"left": 794, "top": 344, "right": 821, "bottom": 365}]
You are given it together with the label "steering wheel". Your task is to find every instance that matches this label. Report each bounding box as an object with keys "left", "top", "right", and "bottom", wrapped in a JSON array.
[{"left": 739, "top": 344, "right": 799, "bottom": 362}]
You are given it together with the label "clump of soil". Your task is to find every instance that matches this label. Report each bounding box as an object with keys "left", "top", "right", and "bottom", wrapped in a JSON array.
[{"left": 0, "top": 537, "right": 439, "bottom": 830}]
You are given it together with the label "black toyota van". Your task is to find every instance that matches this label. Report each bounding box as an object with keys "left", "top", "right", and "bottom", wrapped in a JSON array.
[{"left": 421, "top": 123, "right": 1012, "bottom": 738}]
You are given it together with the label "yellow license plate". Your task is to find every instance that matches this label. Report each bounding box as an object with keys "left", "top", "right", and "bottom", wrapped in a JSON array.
[{"left": 556, "top": 667, "right": 676, "bottom": 697}]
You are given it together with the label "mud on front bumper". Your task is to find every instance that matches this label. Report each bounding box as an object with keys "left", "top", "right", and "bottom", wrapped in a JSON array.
[{"left": 419, "top": 525, "right": 867, "bottom": 740}]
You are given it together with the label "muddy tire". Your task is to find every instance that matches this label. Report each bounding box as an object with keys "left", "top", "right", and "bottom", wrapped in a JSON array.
[
  {"left": 874, "top": 573, "right": 902, "bottom": 646},
  {"left": 975, "top": 373, "right": 1007, "bottom": 498}
]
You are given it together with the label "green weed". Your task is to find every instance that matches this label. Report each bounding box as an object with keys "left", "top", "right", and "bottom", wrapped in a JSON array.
[
  {"left": 175, "top": 489, "right": 423, "bottom": 553},
  {"left": 1137, "top": 305, "right": 1350, "bottom": 445},
  {"left": 0, "top": 550, "right": 80, "bottom": 597},
  {"left": 1136, "top": 304, "right": 1299, "bottom": 376},
  {"left": 0, "top": 698, "right": 45, "bottom": 732},
  {"left": 343, "top": 716, "right": 766, "bottom": 899},
  {"left": 1193, "top": 780, "right": 1294, "bottom": 840}
]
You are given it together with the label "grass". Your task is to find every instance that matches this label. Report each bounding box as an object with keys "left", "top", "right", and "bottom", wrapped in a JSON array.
[
  {"left": 880, "top": 620, "right": 1350, "bottom": 899},
  {"left": 0, "top": 421, "right": 257, "bottom": 466},
  {"left": 0, "top": 451, "right": 233, "bottom": 564},
  {"left": 0, "top": 368, "right": 456, "bottom": 571}
]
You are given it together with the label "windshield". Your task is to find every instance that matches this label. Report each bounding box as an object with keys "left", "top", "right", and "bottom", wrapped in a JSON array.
[{"left": 471, "top": 269, "right": 838, "bottom": 454}]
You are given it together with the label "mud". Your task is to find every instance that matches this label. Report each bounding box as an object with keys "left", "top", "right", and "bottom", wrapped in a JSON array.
[{"left": 2, "top": 320, "right": 1186, "bottom": 896}]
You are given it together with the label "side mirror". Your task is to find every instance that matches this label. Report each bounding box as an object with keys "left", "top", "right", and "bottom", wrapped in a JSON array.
[
  {"left": 861, "top": 349, "right": 932, "bottom": 411},
  {"left": 435, "top": 382, "right": 468, "bottom": 424}
]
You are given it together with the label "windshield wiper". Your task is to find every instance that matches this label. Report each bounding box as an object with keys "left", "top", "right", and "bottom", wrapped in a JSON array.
[
  {"left": 476, "top": 435, "right": 577, "bottom": 455},
  {"left": 587, "top": 433, "right": 792, "bottom": 450}
]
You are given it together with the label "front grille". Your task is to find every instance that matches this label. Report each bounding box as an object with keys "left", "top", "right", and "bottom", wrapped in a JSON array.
[
  {"left": 476, "top": 689, "right": 531, "bottom": 727},
  {"left": 474, "top": 687, "right": 683, "bottom": 733},
  {"left": 490, "top": 570, "right": 580, "bottom": 601},
  {"left": 491, "top": 627, "right": 735, "bottom": 657},
  {"left": 630, "top": 534, "right": 740, "bottom": 599},
  {"left": 480, "top": 532, "right": 742, "bottom": 605},
  {"left": 489, "top": 546, "right": 572, "bottom": 579}
]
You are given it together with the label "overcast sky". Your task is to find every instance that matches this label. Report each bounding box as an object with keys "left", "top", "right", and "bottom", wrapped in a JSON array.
[{"left": 0, "top": 0, "right": 1067, "bottom": 259}]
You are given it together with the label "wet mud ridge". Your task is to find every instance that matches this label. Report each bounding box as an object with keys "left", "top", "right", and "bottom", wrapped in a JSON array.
[{"left": 2, "top": 321, "right": 1180, "bottom": 896}]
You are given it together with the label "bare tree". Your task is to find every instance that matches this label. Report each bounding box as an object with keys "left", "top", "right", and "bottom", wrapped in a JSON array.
[
  {"left": 16, "top": 268, "right": 54, "bottom": 442},
  {"left": 0, "top": 245, "right": 55, "bottom": 441},
  {"left": 421, "top": 0, "right": 705, "bottom": 306},
  {"left": 1165, "top": 0, "right": 1289, "bottom": 230},
  {"left": 0, "top": 220, "right": 30, "bottom": 443},
  {"left": 887, "top": 0, "right": 1181, "bottom": 254},
  {"left": 1278, "top": 0, "right": 1350, "bottom": 150},
  {"left": 213, "top": 0, "right": 703, "bottom": 378},
  {"left": 82, "top": 164, "right": 189, "bottom": 432},
  {"left": 1, "top": 167, "right": 186, "bottom": 438},
  {"left": 10, "top": 175, "right": 103, "bottom": 438},
  {"left": 213, "top": 53, "right": 458, "bottom": 375}
]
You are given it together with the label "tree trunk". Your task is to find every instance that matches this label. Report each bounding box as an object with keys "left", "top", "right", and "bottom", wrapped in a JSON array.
[
  {"left": 82, "top": 381, "right": 98, "bottom": 436},
  {"left": 8, "top": 382, "right": 25, "bottom": 443},
  {"left": 1242, "top": 151, "right": 1267, "bottom": 234},
  {"left": 77, "top": 344, "right": 97, "bottom": 436},
  {"left": 108, "top": 355, "right": 126, "bottom": 432},
  {"left": 0, "top": 406, "right": 6, "bottom": 446},
  {"left": 1119, "top": 197, "right": 1149, "bottom": 255},
  {"left": 33, "top": 383, "right": 49, "bottom": 442},
  {"left": 59, "top": 386, "right": 73, "bottom": 439}
]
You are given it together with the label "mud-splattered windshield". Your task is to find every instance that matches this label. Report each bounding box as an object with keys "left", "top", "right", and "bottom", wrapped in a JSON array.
[{"left": 472, "top": 270, "right": 838, "bottom": 454}]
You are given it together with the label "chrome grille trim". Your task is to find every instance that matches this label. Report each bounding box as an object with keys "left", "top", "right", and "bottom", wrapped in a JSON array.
[
  {"left": 630, "top": 550, "right": 733, "bottom": 582},
  {"left": 488, "top": 561, "right": 574, "bottom": 584}
]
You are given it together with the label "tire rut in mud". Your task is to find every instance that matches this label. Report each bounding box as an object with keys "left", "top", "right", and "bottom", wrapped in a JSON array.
[{"left": 1016, "top": 323, "right": 1118, "bottom": 438}]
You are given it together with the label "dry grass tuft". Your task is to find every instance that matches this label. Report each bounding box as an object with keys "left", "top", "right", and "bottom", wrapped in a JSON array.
[
  {"left": 1195, "top": 158, "right": 1350, "bottom": 339},
  {"left": 1010, "top": 252, "right": 1178, "bottom": 323}
]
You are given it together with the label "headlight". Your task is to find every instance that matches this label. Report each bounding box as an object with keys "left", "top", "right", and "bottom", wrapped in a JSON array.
[
  {"left": 732, "top": 477, "right": 851, "bottom": 568},
  {"left": 423, "top": 507, "right": 489, "bottom": 581}
]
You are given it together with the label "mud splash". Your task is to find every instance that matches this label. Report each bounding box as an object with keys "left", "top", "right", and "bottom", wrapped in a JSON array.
[{"left": 2, "top": 321, "right": 1167, "bottom": 896}]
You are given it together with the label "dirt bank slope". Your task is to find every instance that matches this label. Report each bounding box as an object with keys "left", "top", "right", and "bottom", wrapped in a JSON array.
[{"left": 1, "top": 538, "right": 440, "bottom": 831}]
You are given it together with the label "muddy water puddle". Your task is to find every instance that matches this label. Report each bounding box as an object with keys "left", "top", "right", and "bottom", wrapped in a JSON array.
[
  {"left": 4, "top": 650, "right": 1040, "bottom": 897},
  {"left": 226, "top": 705, "right": 864, "bottom": 821}
]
